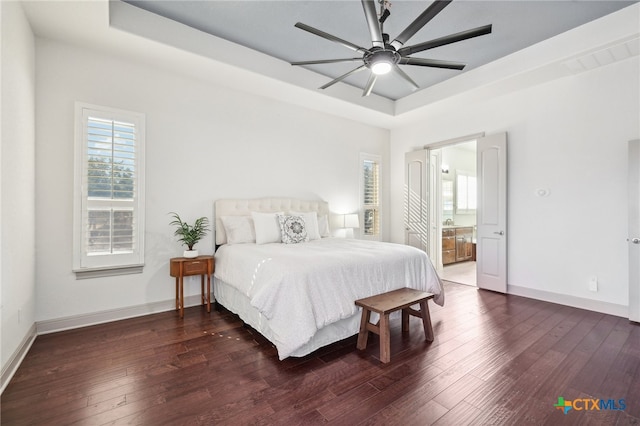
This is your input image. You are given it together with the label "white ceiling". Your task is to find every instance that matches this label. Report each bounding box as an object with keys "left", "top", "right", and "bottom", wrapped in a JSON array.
[{"left": 121, "top": 0, "right": 635, "bottom": 100}]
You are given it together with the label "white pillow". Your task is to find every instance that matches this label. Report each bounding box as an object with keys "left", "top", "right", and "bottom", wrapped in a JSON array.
[
  {"left": 221, "top": 216, "right": 255, "bottom": 244},
  {"left": 289, "top": 211, "right": 320, "bottom": 240},
  {"left": 251, "top": 211, "right": 283, "bottom": 244},
  {"left": 318, "top": 214, "right": 330, "bottom": 238},
  {"left": 278, "top": 214, "right": 309, "bottom": 244}
]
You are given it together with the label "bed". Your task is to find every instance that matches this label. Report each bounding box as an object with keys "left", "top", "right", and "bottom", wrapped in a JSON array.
[{"left": 213, "top": 197, "right": 444, "bottom": 360}]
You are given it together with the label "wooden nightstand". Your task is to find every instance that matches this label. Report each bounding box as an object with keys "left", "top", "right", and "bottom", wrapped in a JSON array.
[{"left": 169, "top": 255, "right": 214, "bottom": 318}]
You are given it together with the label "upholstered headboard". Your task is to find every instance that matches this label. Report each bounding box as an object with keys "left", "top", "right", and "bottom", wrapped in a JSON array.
[{"left": 214, "top": 198, "right": 330, "bottom": 246}]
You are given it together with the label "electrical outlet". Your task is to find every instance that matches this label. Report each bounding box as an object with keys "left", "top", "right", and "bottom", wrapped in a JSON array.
[{"left": 589, "top": 276, "right": 598, "bottom": 292}]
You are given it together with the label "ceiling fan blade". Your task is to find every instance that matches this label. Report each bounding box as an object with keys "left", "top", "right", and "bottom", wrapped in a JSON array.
[
  {"left": 361, "top": 0, "right": 384, "bottom": 48},
  {"left": 319, "top": 65, "right": 368, "bottom": 90},
  {"left": 295, "top": 22, "right": 369, "bottom": 54},
  {"left": 291, "top": 58, "right": 363, "bottom": 66},
  {"left": 390, "top": 0, "right": 452, "bottom": 51},
  {"left": 362, "top": 73, "right": 378, "bottom": 97},
  {"left": 393, "top": 65, "right": 419, "bottom": 89},
  {"left": 398, "top": 24, "right": 493, "bottom": 56},
  {"left": 399, "top": 57, "right": 466, "bottom": 70}
]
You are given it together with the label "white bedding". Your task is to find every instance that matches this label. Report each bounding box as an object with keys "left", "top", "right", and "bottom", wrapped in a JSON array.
[{"left": 214, "top": 237, "right": 444, "bottom": 359}]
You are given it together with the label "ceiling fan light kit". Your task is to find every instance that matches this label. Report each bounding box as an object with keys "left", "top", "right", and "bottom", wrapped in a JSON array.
[
  {"left": 371, "top": 61, "right": 392, "bottom": 75},
  {"left": 367, "top": 50, "right": 397, "bottom": 75},
  {"left": 291, "top": 0, "right": 492, "bottom": 97}
]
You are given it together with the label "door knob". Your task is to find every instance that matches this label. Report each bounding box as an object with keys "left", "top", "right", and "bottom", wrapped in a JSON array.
[
  {"left": 493, "top": 231, "right": 505, "bottom": 235},
  {"left": 630, "top": 238, "right": 640, "bottom": 244}
]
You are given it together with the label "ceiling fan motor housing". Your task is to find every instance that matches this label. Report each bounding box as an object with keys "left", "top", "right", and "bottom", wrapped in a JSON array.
[{"left": 364, "top": 48, "right": 400, "bottom": 74}]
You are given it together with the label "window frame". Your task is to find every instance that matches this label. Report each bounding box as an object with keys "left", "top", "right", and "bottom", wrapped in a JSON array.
[
  {"left": 360, "top": 152, "right": 381, "bottom": 241},
  {"left": 73, "top": 102, "right": 146, "bottom": 277}
]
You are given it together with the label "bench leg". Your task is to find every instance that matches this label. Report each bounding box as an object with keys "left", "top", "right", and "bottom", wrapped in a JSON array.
[
  {"left": 419, "top": 300, "right": 434, "bottom": 342},
  {"left": 379, "top": 313, "right": 391, "bottom": 363},
  {"left": 356, "top": 308, "right": 371, "bottom": 350},
  {"left": 402, "top": 308, "right": 409, "bottom": 333}
]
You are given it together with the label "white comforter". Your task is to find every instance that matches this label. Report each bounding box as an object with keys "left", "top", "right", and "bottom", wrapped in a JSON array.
[{"left": 214, "top": 238, "right": 444, "bottom": 359}]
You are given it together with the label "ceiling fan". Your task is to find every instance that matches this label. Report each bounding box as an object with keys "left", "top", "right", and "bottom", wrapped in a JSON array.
[{"left": 291, "top": 0, "right": 492, "bottom": 97}]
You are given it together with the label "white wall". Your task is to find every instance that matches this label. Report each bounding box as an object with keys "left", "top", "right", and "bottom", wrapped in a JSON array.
[
  {"left": 390, "top": 56, "right": 640, "bottom": 312},
  {"left": 34, "top": 38, "right": 389, "bottom": 325},
  {"left": 1, "top": 1, "right": 37, "bottom": 377}
]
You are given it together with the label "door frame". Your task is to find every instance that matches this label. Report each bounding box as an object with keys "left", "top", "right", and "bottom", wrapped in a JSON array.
[
  {"left": 424, "top": 133, "right": 484, "bottom": 280},
  {"left": 629, "top": 139, "right": 640, "bottom": 322},
  {"left": 420, "top": 132, "right": 508, "bottom": 294},
  {"left": 429, "top": 149, "right": 442, "bottom": 269}
]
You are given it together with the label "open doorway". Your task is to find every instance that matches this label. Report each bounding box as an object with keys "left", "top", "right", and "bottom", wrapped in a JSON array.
[
  {"left": 437, "top": 141, "right": 477, "bottom": 286},
  {"left": 405, "top": 133, "right": 507, "bottom": 292}
]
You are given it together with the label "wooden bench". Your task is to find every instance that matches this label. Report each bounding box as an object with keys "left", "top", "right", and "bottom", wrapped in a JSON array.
[{"left": 355, "top": 288, "right": 435, "bottom": 363}]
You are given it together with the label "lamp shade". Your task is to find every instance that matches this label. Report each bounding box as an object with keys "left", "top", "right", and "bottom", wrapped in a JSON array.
[{"left": 344, "top": 213, "right": 360, "bottom": 229}]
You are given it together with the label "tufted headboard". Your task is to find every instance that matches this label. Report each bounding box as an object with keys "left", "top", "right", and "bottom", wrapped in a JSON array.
[{"left": 214, "top": 198, "right": 330, "bottom": 246}]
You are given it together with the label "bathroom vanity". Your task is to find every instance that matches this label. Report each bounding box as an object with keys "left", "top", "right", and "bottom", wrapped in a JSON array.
[{"left": 442, "top": 226, "right": 474, "bottom": 265}]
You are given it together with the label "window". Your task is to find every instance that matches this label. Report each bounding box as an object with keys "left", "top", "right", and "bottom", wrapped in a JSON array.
[
  {"left": 456, "top": 170, "right": 477, "bottom": 214},
  {"left": 442, "top": 178, "right": 454, "bottom": 218},
  {"left": 73, "top": 103, "right": 145, "bottom": 276},
  {"left": 361, "top": 153, "right": 381, "bottom": 239}
]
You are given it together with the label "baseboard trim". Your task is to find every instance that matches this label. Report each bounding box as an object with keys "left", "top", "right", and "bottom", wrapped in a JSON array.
[
  {"left": 36, "top": 295, "right": 204, "bottom": 335},
  {"left": 508, "top": 284, "right": 628, "bottom": 318},
  {"left": 1, "top": 323, "right": 37, "bottom": 395}
]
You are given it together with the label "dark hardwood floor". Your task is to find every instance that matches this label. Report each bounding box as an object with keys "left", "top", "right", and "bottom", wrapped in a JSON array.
[{"left": 2, "top": 281, "right": 639, "bottom": 425}]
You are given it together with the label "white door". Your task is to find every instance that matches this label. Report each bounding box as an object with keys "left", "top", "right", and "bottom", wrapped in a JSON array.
[
  {"left": 476, "top": 133, "right": 507, "bottom": 293},
  {"left": 629, "top": 139, "right": 640, "bottom": 322},
  {"left": 405, "top": 150, "right": 430, "bottom": 254}
]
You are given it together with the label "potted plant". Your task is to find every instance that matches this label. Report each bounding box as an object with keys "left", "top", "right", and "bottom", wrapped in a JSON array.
[{"left": 169, "top": 212, "right": 210, "bottom": 258}]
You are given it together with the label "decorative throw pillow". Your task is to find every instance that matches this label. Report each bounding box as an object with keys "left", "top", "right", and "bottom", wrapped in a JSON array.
[
  {"left": 277, "top": 214, "right": 309, "bottom": 244},
  {"left": 252, "top": 211, "right": 284, "bottom": 244},
  {"left": 289, "top": 211, "right": 320, "bottom": 240},
  {"left": 221, "top": 216, "right": 255, "bottom": 244}
]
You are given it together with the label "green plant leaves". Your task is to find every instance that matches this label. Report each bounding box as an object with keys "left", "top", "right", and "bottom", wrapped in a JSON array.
[{"left": 169, "top": 212, "right": 210, "bottom": 250}]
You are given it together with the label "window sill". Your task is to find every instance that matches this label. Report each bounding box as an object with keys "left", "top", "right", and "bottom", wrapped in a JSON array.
[{"left": 74, "top": 264, "right": 144, "bottom": 280}]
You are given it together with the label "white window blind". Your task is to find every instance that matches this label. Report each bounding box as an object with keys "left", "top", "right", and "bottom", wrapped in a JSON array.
[
  {"left": 456, "top": 170, "right": 477, "bottom": 213},
  {"left": 74, "top": 103, "right": 145, "bottom": 274},
  {"left": 361, "top": 153, "right": 381, "bottom": 239}
]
